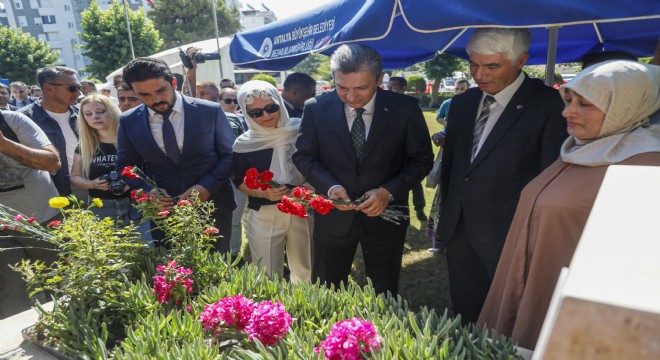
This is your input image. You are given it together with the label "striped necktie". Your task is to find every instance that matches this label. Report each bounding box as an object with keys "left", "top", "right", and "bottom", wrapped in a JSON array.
[
  {"left": 351, "top": 108, "right": 366, "bottom": 160},
  {"left": 471, "top": 95, "right": 495, "bottom": 162}
]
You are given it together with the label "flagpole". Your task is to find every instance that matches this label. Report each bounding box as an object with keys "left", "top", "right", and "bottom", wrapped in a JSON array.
[
  {"left": 122, "top": 0, "right": 136, "bottom": 60},
  {"left": 210, "top": 0, "right": 224, "bottom": 80}
]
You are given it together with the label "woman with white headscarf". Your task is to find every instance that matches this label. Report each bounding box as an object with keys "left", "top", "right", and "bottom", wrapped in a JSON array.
[
  {"left": 232, "top": 80, "right": 311, "bottom": 283},
  {"left": 478, "top": 60, "right": 660, "bottom": 349}
]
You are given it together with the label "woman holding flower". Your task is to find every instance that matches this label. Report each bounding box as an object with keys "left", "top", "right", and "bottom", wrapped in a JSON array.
[
  {"left": 69, "top": 95, "right": 129, "bottom": 225},
  {"left": 232, "top": 80, "right": 311, "bottom": 283}
]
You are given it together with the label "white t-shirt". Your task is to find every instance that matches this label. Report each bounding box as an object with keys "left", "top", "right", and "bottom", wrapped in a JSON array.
[
  {"left": 45, "top": 109, "right": 77, "bottom": 173},
  {"left": 0, "top": 111, "right": 59, "bottom": 223}
]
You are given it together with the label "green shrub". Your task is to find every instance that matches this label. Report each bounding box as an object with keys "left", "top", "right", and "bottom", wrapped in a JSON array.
[
  {"left": 4, "top": 195, "right": 522, "bottom": 359},
  {"left": 251, "top": 73, "right": 277, "bottom": 87},
  {"left": 406, "top": 75, "right": 427, "bottom": 93}
]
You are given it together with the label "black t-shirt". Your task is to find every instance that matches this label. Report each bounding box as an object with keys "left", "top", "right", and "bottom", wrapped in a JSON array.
[{"left": 83, "top": 142, "right": 128, "bottom": 199}]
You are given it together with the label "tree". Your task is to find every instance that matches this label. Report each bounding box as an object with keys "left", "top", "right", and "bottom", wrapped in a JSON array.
[
  {"left": 0, "top": 27, "right": 58, "bottom": 84},
  {"left": 252, "top": 73, "right": 277, "bottom": 87},
  {"left": 291, "top": 54, "right": 331, "bottom": 81},
  {"left": 80, "top": 0, "right": 163, "bottom": 79},
  {"left": 406, "top": 75, "right": 427, "bottom": 94},
  {"left": 148, "top": 0, "right": 241, "bottom": 49},
  {"left": 422, "top": 53, "right": 467, "bottom": 107}
]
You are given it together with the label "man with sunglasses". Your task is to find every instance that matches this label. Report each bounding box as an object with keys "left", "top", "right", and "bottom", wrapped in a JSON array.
[
  {"left": 19, "top": 66, "right": 82, "bottom": 196},
  {"left": 293, "top": 44, "right": 434, "bottom": 296},
  {"left": 116, "top": 57, "right": 236, "bottom": 253}
]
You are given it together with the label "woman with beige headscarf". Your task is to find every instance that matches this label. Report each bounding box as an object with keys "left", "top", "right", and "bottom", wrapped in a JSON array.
[
  {"left": 232, "top": 80, "right": 311, "bottom": 283},
  {"left": 478, "top": 60, "right": 660, "bottom": 349}
]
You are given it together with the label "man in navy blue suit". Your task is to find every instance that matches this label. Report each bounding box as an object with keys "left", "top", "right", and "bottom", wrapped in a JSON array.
[
  {"left": 293, "top": 44, "right": 434, "bottom": 296},
  {"left": 116, "top": 57, "right": 236, "bottom": 252}
]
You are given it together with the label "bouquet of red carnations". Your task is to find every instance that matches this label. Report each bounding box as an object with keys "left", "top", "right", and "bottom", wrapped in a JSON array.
[{"left": 243, "top": 168, "right": 408, "bottom": 224}]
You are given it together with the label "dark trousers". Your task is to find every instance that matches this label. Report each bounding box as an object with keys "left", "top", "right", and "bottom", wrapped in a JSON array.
[
  {"left": 446, "top": 214, "right": 499, "bottom": 325},
  {"left": 411, "top": 182, "right": 425, "bottom": 209},
  {"left": 312, "top": 213, "right": 407, "bottom": 296},
  {"left": 152, "top": 209, "right": 233, "bottom": 253}
]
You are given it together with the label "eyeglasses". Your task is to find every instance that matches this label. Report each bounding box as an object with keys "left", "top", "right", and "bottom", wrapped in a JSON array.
[
  {"left": 246, "top": 103, "right": 280, "bottom": 118},
  {"left": 48, "top": 83, "right": 82, "bottom": 93},
  {"left": 222, "top": 98, "right": 238, "bottom": 105}
]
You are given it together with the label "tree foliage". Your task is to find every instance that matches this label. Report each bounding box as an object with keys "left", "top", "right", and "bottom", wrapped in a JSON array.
[
  {"left": 423, "top": 53, "right": 467, "bottom": 106},
  {"left": 291, "top": 54, "right": 332, "bottom": 81},
  {"left": 80, "top": 0, "right": 163, "bottom": 79},
  {"left": 0, "top": 27, "right": 58, "bottom": 84},
  {"left": 252, "top": 73, "right": 277, "bottom": 87},
  {"left": 406, "top": 75, "right": 427, "bottom": 94},
  {"left": 148, "top": 0, "right": 241, "bottom": 49}
]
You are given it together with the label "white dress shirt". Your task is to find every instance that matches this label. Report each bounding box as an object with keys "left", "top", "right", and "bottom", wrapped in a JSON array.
[
  {"left": 147, "top": 92, "right": 185, "bottom": 154},
  {"left": 344, "top": 91, "right": 377, "bottom": 139},
  {"left": 473, "top": 71, "right": 525, "bottom": 155}
]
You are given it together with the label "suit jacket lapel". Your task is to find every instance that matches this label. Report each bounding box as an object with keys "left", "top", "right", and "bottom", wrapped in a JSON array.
[
  {"left": 362, "top": 88, "right": 388, "bottom": 162},
  {"left": 470, "top": 75, "right": 534, "bottom": 169},
  {"left": 180, "top": 97, "right": 195, "bottom": 161},
  {"left": 328, "top": 93, "right": 357, "bottom": 163}
]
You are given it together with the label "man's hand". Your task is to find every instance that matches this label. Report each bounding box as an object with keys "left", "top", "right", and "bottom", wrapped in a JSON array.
[
  {"left": 329, "top": 186, "right": 356, "bottom": 211},
  {"left": 185, "top": 46, "right": 200, "bottom": 69},
  {"left": 179, "top": 184, "right": 211, "bottom": 202},
  {"left": 356, "top": 187, "right": 390, "bottom": 217},
  {"left": 431, "top": 132, "right": 445, "bottom": 147},
  {"left": 256, "top": 186, "right": 288, "bottom": 201},
  {"left": 151, "top": 188, "right": 174, "bottom": 212}
]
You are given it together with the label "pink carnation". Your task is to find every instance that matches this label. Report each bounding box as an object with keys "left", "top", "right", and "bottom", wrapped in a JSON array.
[
  {"left": 245, "top": 301, "right": 293, "bottom": 346},
  {"left": 202, "top": 227, "right": 219, "bottom": 235},
  {"left": 152, "top": 261, "right": 194, "bottom": 305},
  {"left": 315, "top": 318, "right": 383, "bottom": 359},
  {"left": 199, "top": 295, "right": 256, "bottom": 333}
]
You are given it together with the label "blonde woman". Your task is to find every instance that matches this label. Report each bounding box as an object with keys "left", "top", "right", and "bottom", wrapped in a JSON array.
[{"left": 70, "top": 95, "right": 129, "bottom": 225}]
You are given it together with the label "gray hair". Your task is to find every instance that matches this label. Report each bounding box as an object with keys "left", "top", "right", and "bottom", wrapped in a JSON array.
[
  {"left": 330, "top": 44, "right": 382, "bottom": 79},
  {"left": 37, "top": 66, "right": 77, "bottom": 88},
  {"left": 466, "top": 28, "right": 532, "bottom": 63}
]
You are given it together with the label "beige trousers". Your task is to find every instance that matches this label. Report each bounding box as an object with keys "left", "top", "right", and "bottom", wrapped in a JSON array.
[{"left": 246, "top": 204, "right": 312, "bottom": 283}]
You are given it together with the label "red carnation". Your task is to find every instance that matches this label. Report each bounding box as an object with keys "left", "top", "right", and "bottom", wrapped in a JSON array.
[
  {"left": 310, "top": 196, "right": 334, "bottom": 215},
  {"left": 121, "top": 166, "right": 140, "bottom": 179},
  {"left": 202, "top": 227, "right": 219, "bottom": 235},
  {"left": 259, "top": 170, "right": 274, "bottom": 183},
  {"left": 48, "top": 220, "right": 62, "bottom": 228}
]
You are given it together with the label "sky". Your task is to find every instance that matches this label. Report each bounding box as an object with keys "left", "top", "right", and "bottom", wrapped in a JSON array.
[{"left": 246, "top": 0, "right": 336, "bottom": 20}]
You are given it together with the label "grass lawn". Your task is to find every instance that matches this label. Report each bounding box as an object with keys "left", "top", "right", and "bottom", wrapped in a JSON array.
[{"left": 348, "top": 110, "right": 453, "bottom": 314}]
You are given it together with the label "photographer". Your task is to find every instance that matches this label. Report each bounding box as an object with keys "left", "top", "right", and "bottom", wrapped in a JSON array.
[
  {"left": 181, "top": 46, "right": 222, "bottom": 98},
  {"left": 69, "top": 95, "right": 130, "bottom": 226}
]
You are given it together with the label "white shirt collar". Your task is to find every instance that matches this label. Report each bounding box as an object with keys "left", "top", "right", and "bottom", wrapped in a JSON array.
[
  {"left": 485, "top": 71, "right": 525, "bottom": 108},
  {"left": 345, "top": 90, "right": 377, "bottom": 114}
]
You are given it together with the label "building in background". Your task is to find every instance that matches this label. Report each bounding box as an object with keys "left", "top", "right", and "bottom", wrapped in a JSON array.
[
  {"left": 0, "top": 0, "right": 150, "bottom": 77},
  {"left": 238, "top": 1, "right": 276, "bottom": 31}
]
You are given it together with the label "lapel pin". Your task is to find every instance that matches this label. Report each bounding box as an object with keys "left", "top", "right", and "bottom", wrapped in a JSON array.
[
  {"left": 516, "top": 105, "right": 523, "bottom": 110},
  {"left": 384, "top": 107, "right": 389, "bottom": 112}
]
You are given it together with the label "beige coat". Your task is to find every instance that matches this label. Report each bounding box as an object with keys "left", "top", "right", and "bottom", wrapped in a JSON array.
[{"left": 478, "top": 152, "right": 660, "bottom": 349}]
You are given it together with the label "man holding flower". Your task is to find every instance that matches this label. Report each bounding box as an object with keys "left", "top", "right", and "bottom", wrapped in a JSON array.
[{"left": 293, "top": 44, "right": 434, "bottom": 296}]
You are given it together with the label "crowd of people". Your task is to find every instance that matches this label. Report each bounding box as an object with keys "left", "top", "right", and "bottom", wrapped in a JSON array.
[{"left": 2, "top": 27, "right": 659, "bottom": 351}]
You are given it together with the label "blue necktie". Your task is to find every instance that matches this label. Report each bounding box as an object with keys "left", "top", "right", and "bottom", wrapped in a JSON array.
[
  {"left": 161, "top": 111, "right": 181, "bottom": 164},
  {"left": 351, "top": 108, "right": 366, "bottom": 160}
]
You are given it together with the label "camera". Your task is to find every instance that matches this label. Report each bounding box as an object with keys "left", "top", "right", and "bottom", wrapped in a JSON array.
[
  {"left": 99, "top": 171, "right": 125, "bottom": 195},
  {"left": 178, "top": 46, "right": 221, "bottom": 69}
]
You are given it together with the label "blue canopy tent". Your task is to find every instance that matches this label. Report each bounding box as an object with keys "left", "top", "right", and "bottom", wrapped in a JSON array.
[{"left": 230, "top": 0, "right": 660, "bottom": 77}]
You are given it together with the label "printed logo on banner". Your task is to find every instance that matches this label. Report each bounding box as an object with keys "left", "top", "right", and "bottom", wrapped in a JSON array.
[{"left": 259, "top": 38, "right": 273, "bottom": 58}]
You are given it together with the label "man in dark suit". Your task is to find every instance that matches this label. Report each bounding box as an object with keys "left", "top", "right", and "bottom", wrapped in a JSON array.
[
  {"left": 293, "top": 44, "right": 434, "bottom": 296},
  {"left": 438, "top": 28, "right": 567, "bottom": 324},
  {"left": 8, "top": 82, "right": 36, "bottom": 109},
  {"left": 116, "top": 57, "right": 236, "bottom": 252},
  {"left": 281, "top": 72, "right": 316, "bottom": 118},
  {"left": 0, "top": 83, "right": 17, "bottom": 111}
]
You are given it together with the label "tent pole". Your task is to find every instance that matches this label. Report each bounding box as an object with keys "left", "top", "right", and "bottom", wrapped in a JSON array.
[
  {"left": 545, "top": 26, "right": 559, "bottom": 87},
  {"left": 211, "top": 0, "right": 224, "bottom": 79}
]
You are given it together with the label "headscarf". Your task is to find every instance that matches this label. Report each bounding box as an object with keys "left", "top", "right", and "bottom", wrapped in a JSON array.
[
  {"left": 559, "top": 60, "right": 660, "bottom": 166},
  {"left": 233, "top": 80, "right": 304, "bottom": 185}
]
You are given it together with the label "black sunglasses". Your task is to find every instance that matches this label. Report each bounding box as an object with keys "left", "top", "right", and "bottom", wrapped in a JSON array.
[
  {"left": 246, "top": 103, "right": 280, "bottom": 118},
  {"left": 222, "top": 98, "right": 238, "bottom": 104},
  {"left": 48, "top": 83, "right": 82, "bottom": 93}
]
